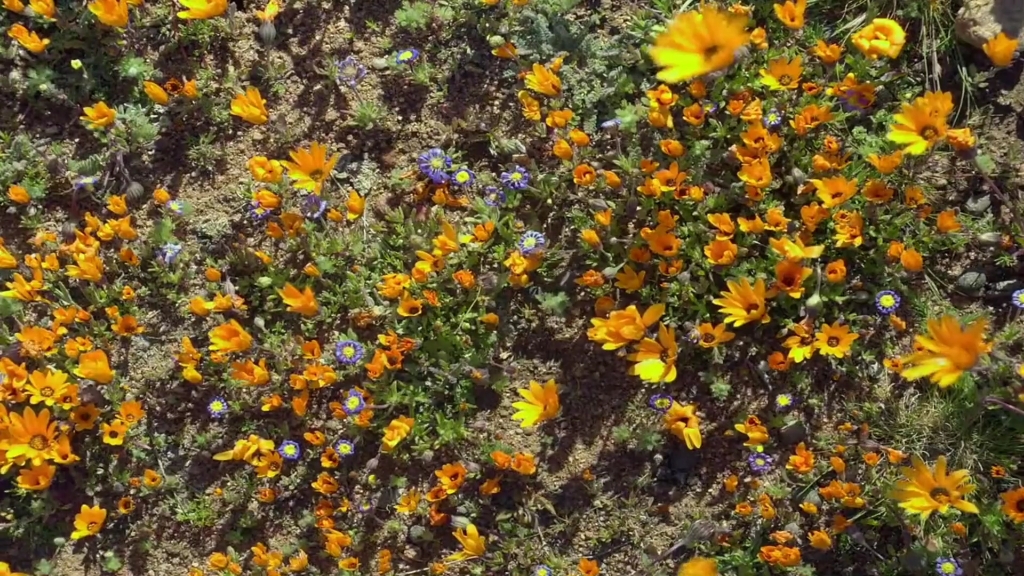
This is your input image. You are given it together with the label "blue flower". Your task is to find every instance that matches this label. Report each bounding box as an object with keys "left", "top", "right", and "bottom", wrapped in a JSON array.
[
  {"left": 335, "top": 56, "right": 366, "bottom": 88},
  {"left": 335, "top": 340, "right": 365, "bottom": 365},
  {"left": 335, "top": 439, "right": 355, "bottom": 457},
  {"left": 1012, "top": 289, "right": 1024, "bottom": 309},
  {"left": 702, "top": 101, "right": 719, "bottom": 115},
  {"left": 355, "top": 499, "right": 375, "bottom": 514},
  {"left": 762, "top": 109, "right": 783, "bottom": 128},
  {"left": 207, "top": 396, "right": 228, "bottom": 418},
  {"left": 517, "top": 231, "right": 546, "bottom": 255},
  {"left": 158, "top": 243, "right": 183, "bottom": 265},
  {"left": 396, "top": 48, "right": 420, "bottom": 65},
  {"left": 600, "top": 118, "right": 622, "bottom": 130},
  {"left": 649, "top": 394, "right": 673, "bottom": 413},
  {"left": 500, "top": 166, "right": 530, "bottom": 190},
  {"left": 748, "top": 452, "right": 774, "bottom": 474},
  {"left": 934, "top": 558, "right": 962, "bottom": 576},
  {"left": 341, "top": 390, "right": 366, "bottom": 415},
  {"left": 775, "top": 394, "right": 797, "bottom": 411},
  {"left": 875, "top": 290, "right": 901, "bottom": 315},
  {"left": 452, "top": 167, "right": 476, "bottom": 187},
  {"left": 301, "top": 194, "right": 328, "bottom": 220},
  {"left": 278, "top": 440, "right": 301, "bottom": 461},
  {"left": 418, "top": 148, "right": 451, "bottom": 184},
  {"left": 533, "top": 566, "right": 553, "bottom": 576},
  {"left": 483, "top": 186, "right": 506, "bottom": 207}
]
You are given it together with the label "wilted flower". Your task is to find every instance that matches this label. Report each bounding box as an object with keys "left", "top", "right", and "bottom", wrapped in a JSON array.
[
  {"left": 483, "top": 186, "right": 506, "bottom": 207},
  {"left": 335, "top": 56, "right": 367, "bottom": 88}
]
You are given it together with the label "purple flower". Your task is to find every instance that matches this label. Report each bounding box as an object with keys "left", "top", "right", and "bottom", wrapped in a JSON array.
[
  {"left": 649, "top": 394, "right": 673, "bottom": 412},
  {"left": 500, "top": 166, "right": 530, "bottom": 190},
  {"left": 875, "top": 290, "right": 901, "bottom": 315},
  {"left": 335, "top": 439, "right": 355, "bottom": 457},
  {"left": 1012, "top": 289, "right": 1024, "bottom": 309},
  {"left": 278, "top": 440, "right": 301, "bottom": 461},
  {"left": 934, "top": 558, "right": 962, "bottom": 576},
  {"left": 452, "top": 167, "right": 475, "bottom": 187},
  {"left": 300, "top": 194, "right": 327, "bottom": 220},
  {"left": 207, "top": 396, "right": 228, "bottom": 418},
  {"left": 483, "top": 186, "right": 506, "bottom": 207},
  {"left": 775, "top": 394, "right": 797, "bottom": 412},
  {"left": 748, "top": 452, "right": 774, "bottom": 474},
  {"left": 341, "top": 389, "right": 366, "bottom": 415},
  {"left": 396, "top": 48, "right": 419, "bottom": 65},
  {"left": 517, "top": 231, "right": 546, "bottom": 255},
  {"left": 762, "top": 109, "right": 783, "bottom": 129},
  {"left": 418, "top": 148, "right": 451, "bottom": 184},
  {"left": 248, "top": 201, "right": 273, "bottom": 221},
  {"left": 157, "top": 243, "right": 182, "bottom": 265},
  {"left": 702, "top": 101, "right": 718, "bottom": 115},
  {"left": 335, "top": 340, "right": 365, "bottom": 365}
]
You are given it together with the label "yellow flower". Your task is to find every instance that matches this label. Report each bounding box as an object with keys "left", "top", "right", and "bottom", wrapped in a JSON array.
[
  {"left": 277, "top": 283, "right": 319, "bottom": 316},
  {"left": 88, "top": 0, "right": 129, "bottom": 27},
  {"left": 1000, "top": 487, "right": 1024, "bottom": 523},
  {"left": 814, "top": 321, "right": 859, "bottom": 358},
  {"left": 209, "top": 319, "right": 253, "bottom": 353},
  {"left": 81, "top": 101, "right": 117, "bottom": 129},
  {"left": 759, "top": 56, "right": 802, "bottom": 90},
  {"left": 5, "top": 406, "right": 59, "bottom": 465},
  {"left": 511, "top": 379, "right": 560, "bottom": 427},
  {"left": 177, "top": 0, "right": 227, "bottom": 19},
  {"left": 346, "top": 190, "right": 365, "bottom": 220},
  {"left": 664, "top": 402, "right": 702, "bottom": 449},
  {"left": 734, "top": 416, "right": 768, "bottom": 447},
  {"left": 678, "top": 557, "right": 717, "bottom": 576},
  {"left": 696, "top": 322, "right": 734, "bottom": 348},
  {"left": 16, "top": 463, "right": 56, "bottom": 491},
  {"left": 887, "top": 91, "right": 952, "bottom": 155},
  {"left": 808, "top": 530, "right": 831, "bottom": 550},
  {"left": 517, "top": 90, "right": 541, "bottom": 121},
  {"left": 851, "top": 18, "right": 906, "bottom": 59},
  {"left": 282, "top": 141, "right": 340, "bottom": 194},
  {"left": 712, "top": 278, "right": 769, "bottom": 327},
  {"left": 772, "top": 0, "right": 805, "bottom": 28},
  {"left": 900, "top": 316, "right": 989, "bottom": 388},
  {"left": 447, "top": 523, "right": 486, "bottom": 561},
  {"left": 627, "top": 323, "right": 678, "bottom": 383},
  {"left": 649, "top": 5, "right": 749, "bottom": 83},
  {"left": 812, "top": 39, "right": 842, "bottom": 64},
  {"left": 7, "top": 184, "right": 30, "bottom": 204},
  {"left": 7, "top": 23, "right": 49, "bottom": 53},
  {"left": 615, "top": 265, "right": 645, "bottom": 292},
  {"left": 230, "top": 86, "right": 269, "bottom": 124},
  {"left": 3, "top": 0, "right": 26, "bottom": 12},
  {"left": 73, "top": 349, "right": 115, "bottom": 384},
  {"left": 397, "top": 292, "right": 423, "bottom": 317},
  {"left": 983, "top": 32, "right": 1018, "bottom": 67},
  {"left": 524, "top": 62, "right": 561, "bottom": 96},
  {"left": 891, "top": 455, "right": 979, "bottom": 519},
  {"left": 143, "top": 81, "right": 169, "bottom": 105},
  {"left": 587, "top": 304, "right": 664, "bottom": 350},
  {"left": 247, "top": 156, "right": 283, "bottom": 183},
  {"left": 810, "top": 175, "right": 857, "bottom": 208},
  {"left": 71, "top": 504, "right": 107, "bottom": 540},
  {"left": 28, "top": 0, "right": 54, "bottom": 17},
  {"left": 255, "top": 0, "right": 279, "bottom": 22},
  {"left": 381, "top": 416, "right": 414, "bottom": 452}
]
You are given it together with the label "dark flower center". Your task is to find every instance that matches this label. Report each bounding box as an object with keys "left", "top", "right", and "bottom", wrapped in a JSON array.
[
  {"left": 779, "top": 74, "right": 792, "bottom": 85},
  {"left": 827, "top": 337, "right": 840, "bottom": 347},
  {"left": 744, "top": 303, "right": 760, "bottom": 313},
  {"left": 309, "top": 169, "right": 324, "bottom": 181},
  {"left": 701, "top": 333, "right": 717, "bottom": 343},
  {"left": 920, "top": 126, "right": 938, "bottom": 140},
  {"left": 929, "top": 487, "right": 951, "bottom": 503},
  {"left": 1016, "top": 498, "right": 1024, "bottom": 513},
  {"left": 703, "top": 45, "right": 722, "bottom": 60},
  {"left": 29, "top": 435, "right": 48, "bottom": 450},
  {"left": 109, "top": 431, "right": 120, "bottom": 439}
]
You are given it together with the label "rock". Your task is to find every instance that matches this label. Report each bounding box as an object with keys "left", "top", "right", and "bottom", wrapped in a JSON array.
[
  {"left": 955, "top": 0, "right": 1024, "bottom": 48},
  {"left": 956, "top": 270, "right": 987, "bottom": 291},
  {"left": 993, "top": 279, "right": 1024, "bottom": 292},
  {"left": 779, "top": 421, "right": 807, "bottom": 446},
  {"left": 965, "top": 194, "right": 992, "bottom": 214}
]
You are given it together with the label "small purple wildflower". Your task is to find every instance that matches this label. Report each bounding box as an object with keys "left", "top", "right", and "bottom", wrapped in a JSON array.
[
  {"left": 335, "top": 340, "right": 365, "bottom": 365},
  {"left": 934, "top": 558, "right": 962, "bottom": 576},
  {"left": 418, "top": 148, "right": 451, "bottom": 184},
  {"left": 875, "top": 290, "right": 901, "bottom": 315},
  {"left": 517, "top": 231, "right": 546, "bottom": 255},
  {"left": 649, "top": 394, "right": 673, "bottom": 413},
  {"left": 335, "top": 55, "right": 366, "bottom": 88},
  {"left": 452, "top": 167, "right": 476, "bottom": 187},
  {"left": 207, "top": 396, "right": 228, "bottom": 418},
  {"left": 157, "top": 243, "right": 183, "bottom": 265},
  {"left": 300, "top": 194, "right": 328, "bottom": 220},
  {"left": 341, "top": 389, "right": 366, "bottom": 415},
  {"left": 775, "top": 394, "right": 797, "bottom": 412},
  {"left": 278, "top": 440, "right": 301, "bottom": 461},
  {"left": 501, "top": 166, "right": 530, "bottom": 190},
  {"left": 335, "top": 439, "right": 355, "bottom": 457},
  {"left": 1012, "top": 289, "right": 1024, "bottom": 309},
  {"left": 762, "top": 109, "right": 783, "bottom": 129},
  {"left": 748, "top": 452, "right": 774, "bottom": 474},
  {"left": 483, "top": 186, "right": 506, "bottom": 207},
  {"left": 396, "top": 48, "right": 419, "bottom": 65}
]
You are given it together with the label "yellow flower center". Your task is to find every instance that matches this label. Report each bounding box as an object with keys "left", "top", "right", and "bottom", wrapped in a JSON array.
[{"left": 779, "top": 74, "right": 792, "bottom": 85}]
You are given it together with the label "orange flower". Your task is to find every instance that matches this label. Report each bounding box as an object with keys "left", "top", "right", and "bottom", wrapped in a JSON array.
[
  {"left": 936, "top": 210, "right": 961, "bottom": 233},
  {"left": 773, "top": 0, "right": 805, "bottom": 29},
  {"left": 546, "top": 109, "right": 573, "bottom": 128},
  {"left": 74, "top": 350, "right": 115, "bottom": 384},
  {"left": 209, "top": 320, "right": 252, "bottom": 353},
  {"left": 659, "top": 139, "right": 685, "bottom": 157},
  {"left": 552, "top": 138, "right": 573, "bottom": 160},
  {"left": 573, "top": 164, "right": 597, "bottom": 186},
  {"left": 786, "top": 442, "right": 815, "bottom": 474},
  {"left": 900, "top": 248, "right": 923, "bottom": 272},
  {"left": 983, "top": 32, "right": 1018, "bottom": 67},
  {"left": 278, "top": 283, "right": 318, "bottom": 316}
]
